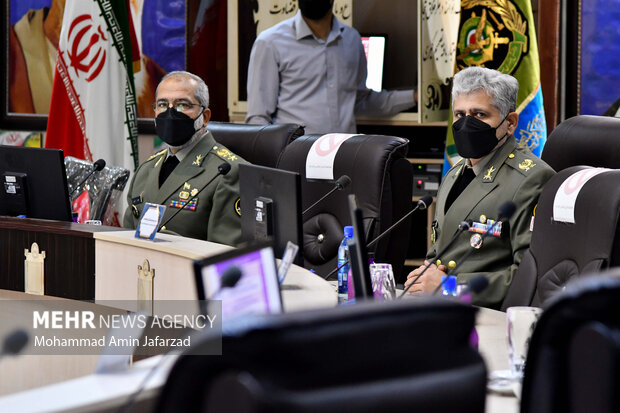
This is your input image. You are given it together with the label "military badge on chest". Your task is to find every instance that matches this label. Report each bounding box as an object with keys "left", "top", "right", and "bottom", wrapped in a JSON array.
[
  {"left": 169, "top": 182, "right": 199, "bottom": 211},
  {"left": 468, "top": 214, "right": 503, "bottom": 248}
]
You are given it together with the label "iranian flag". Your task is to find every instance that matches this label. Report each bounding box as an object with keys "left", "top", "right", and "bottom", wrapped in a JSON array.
[{"left": 45, "top": 0, "right": 139, "bottom": 172}]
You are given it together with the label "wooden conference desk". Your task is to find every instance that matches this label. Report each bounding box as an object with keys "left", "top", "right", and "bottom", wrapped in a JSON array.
[
  {"left": 0, "top": 229, "right": 337, "bottom": 398},
  {"left": 0, "top": 217, "right": 118, "bottom": 299},
  {"left": 93, "top": 230, "right": 337, "bottom": 311}
]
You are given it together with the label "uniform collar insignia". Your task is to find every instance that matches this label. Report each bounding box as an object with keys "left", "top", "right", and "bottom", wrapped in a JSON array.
[
  {"left": 483, "top": 166, "right": 495, "bottom": 181},
  {"left": 193, "top": 154, "right": 204, "bottom": 166}
]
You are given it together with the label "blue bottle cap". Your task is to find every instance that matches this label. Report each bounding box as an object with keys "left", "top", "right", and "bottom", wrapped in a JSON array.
[
  {"left": 441, "top": 275, "right": 457, "bottom": 295},
  {"left": 344, "top": 225, "right": 354, "bottom": 238}
]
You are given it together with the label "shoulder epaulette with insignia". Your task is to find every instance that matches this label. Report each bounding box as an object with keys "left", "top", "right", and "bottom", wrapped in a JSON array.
[
  {"left": 212, "top": 145, "right": 239, "bottom": 162},
  {"left": 506, "top": 150, "right": 537, "bottom": 175}
]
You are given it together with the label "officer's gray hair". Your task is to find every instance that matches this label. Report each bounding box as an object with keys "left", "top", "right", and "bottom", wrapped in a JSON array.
[
  {"left": 156, "top": 71, "right": 210, "bottom": 109},
  {"left": 451, "top": 67, "right": 518, "bottom": 118}
]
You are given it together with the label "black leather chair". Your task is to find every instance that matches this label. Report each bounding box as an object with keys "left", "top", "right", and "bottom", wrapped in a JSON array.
[
  {"left": 520, "top": 274, "right": 620, "bottom": 413},
  {"left": 155, "top": 299, "right": 487, "bottom": 413},
  {"left": 502, "top": 166, "right": 620, "bottom": 309},
  {"left": 208, "top": 122, "right": 304, "bottom": 168},
  {"left": 64, "top": 156, "right": 130, "bottom": 224},
  {"left": 540, "top": 115, "right": 620, "bottom": 172},
  {"left": 502, "top": 115, "right": 620, "bottom": 309},
  {"left": 277, "top": 134, "right": 413, "bottom": 282}
]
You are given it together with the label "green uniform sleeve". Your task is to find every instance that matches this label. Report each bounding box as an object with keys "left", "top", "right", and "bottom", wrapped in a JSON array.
[{"left": 206, "top": 165, "right": 243, "bottom": 246}]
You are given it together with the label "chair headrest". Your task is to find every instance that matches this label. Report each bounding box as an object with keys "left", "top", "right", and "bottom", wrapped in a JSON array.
[
  {"left": 208, "top": 122, "right": 304, "bottom": 168},
  {"left": 542, "top": 115, "right": 620, "bottom": 171}
]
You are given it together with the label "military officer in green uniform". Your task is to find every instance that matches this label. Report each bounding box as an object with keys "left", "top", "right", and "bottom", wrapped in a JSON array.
[
  {"left": 405, "top": 67, "right": 555, "bottom": 308},
  {"left": 123, "top": 71, "right": 245, "bottom": 246}
]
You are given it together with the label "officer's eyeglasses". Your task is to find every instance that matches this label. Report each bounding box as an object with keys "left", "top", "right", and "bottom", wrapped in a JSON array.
[{"left": 153, "top": 99, "right": 203, "bottom": 113}]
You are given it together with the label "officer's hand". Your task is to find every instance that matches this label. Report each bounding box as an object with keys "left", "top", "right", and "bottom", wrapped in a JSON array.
[{"left": 405, "top": 260, "right": 447, "bottom": 295}]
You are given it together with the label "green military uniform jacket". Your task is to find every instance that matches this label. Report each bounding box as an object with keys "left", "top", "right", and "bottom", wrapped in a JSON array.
[
  {"left": 428, "top": 135, "right": 555, "bottom": 308},
  {"left": 123, "top": 131, "right": 246, "bottom": 246}
]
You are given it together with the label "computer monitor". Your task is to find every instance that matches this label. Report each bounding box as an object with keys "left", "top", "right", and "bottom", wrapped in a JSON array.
[
  {"left": 0, "top": 145, "right": 72, "bottom": 221},
  {"left": 347, "top": 194, "right": 374, "bottom": 300},
  {"left": 361, "top": 34, "right": 387, "bottom": 92},
  {"left": 239, "top": 164, "right": 303, "bottom": 265},
  {"left": 194, "top": 243, "right": 283, "bottom": 320}
]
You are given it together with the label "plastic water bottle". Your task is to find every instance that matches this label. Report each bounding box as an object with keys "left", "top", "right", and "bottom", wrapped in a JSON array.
[
  {"left": 440, "top": 275, "right": 457, "bottom": 297},
  {"left": 338, "top": 226, "right": 354, "bottom": 300}
]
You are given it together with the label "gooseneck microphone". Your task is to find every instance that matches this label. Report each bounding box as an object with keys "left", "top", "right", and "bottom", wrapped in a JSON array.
[
  {"left": 158, "top": 162, "right": 231, "bottom": 232},
  {"left": 459, "top": 275, "right": 489, "bottom": 297},
  {"left": 322, "top": 195, "right": 434, "bottom": 280},
  {"left": 367, "top": 194, "right": 433, "bottom": 248},
  {"left": 302, "top": 175, "right": 351, "bottom": 216},
  {"left": 69, "top": 158, "right": 106, "bottom": 198},
  {"left": 399, "top": 218, "right": 473, "bottom": 297},
  {"left": 431, "top": 201, "right": 516, "bottom": 295}
]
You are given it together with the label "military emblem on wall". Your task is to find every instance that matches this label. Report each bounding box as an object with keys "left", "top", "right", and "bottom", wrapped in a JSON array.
[{"left": 456, "top": 0, "right": 529, "bottom": 74}]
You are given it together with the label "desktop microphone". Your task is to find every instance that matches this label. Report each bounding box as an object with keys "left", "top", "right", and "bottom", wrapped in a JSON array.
[
  {"left": 460, "top": 274, "right": 490, "bottom": 296},
  {"left": 158, "top": 163, "right": 231, "bottom": 232},
  {"left": 0, "top": 329, "right": 29, "bottom": 360},
  {"left": 323, "top": 195, "right": 434, "bottom": 281},
  {"left": 69, "top": 158, "right": 106, "bottom": 198},
  {"left": 302, "top": 175, "right": 351, "bottom": 216},
  {"left": 116, "top": 266, "right": 241, "bottom": 413},
  {"left": 431, "top": 201, "right": 516, "bottom": 295},
  {"left": 367, "top": 194, "right": 433, "bottom": 248},
  {"left": 399, "top": 218, "right": 473, "bottom": 297}
]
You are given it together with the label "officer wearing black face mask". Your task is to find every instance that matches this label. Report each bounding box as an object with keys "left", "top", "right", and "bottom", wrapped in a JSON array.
[
  {"left": 405, "top": 67, "right": 555, "bottom": 309},
  {"left": 123, "top": 71, "right": 247, "bottom": 247}
]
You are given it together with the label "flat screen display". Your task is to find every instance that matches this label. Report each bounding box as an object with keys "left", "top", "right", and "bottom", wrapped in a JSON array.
[
  {"left": 361, "top": 34, "right": 387, "bottom": 92},
  {"left": 0, "top": 145, "right": 72, "bottom": 221},
  {"left": 194, "top": 244, "right": 283, "bottom": 320},
  {"left": 239, "top": 163, "right": 303, "bottom": 265}
]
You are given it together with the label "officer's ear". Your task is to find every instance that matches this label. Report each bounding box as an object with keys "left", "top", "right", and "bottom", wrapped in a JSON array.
[
  {"left": 506, "top": 112, "right": 519, "bottom": 135},
  {"left": 202, "top": 108, "right": 212, "bottom": 129}
]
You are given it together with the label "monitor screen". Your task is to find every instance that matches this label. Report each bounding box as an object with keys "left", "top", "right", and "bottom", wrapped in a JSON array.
[
  {"left": 347, "top": 194, "right": 374, "bottom": 300},
  {"left": 194, "top": 243, "right": 283, "bottom": 320},
  {"left": 361, "top": 34, "right": 387, "bottom": 92},
  {"left": 0, "top": 145, "right": 72, "bottom": 221},
  {"left": 239, "top": 164, "right": 303, "bottom": 265}
]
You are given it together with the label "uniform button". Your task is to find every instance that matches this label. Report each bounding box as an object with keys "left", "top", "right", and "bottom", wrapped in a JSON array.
[
  {"left": 509, "top": 153, "right": 515, "bottom": 159},
  {"left": 448, "top": 260, "right": 456, "bottom": 269}
]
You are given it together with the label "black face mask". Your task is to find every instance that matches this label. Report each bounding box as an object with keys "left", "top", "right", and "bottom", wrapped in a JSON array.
[
  {"left": 155, "top": 107, "right": 202, "bottom": 147},
  {"left": 452, "top": 115, "right": 508, "bottom": 159},
  {"left": 298, "top": 0, "right": 333, "bottom": 20}
]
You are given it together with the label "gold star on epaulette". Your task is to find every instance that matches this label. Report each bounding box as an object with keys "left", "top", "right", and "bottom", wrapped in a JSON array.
[
  {"left": 519, "top": 159, "right": 536, "bottom": 171},
  {"left": 483, "top": 166, "right": 495, "bottom": 181}
]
